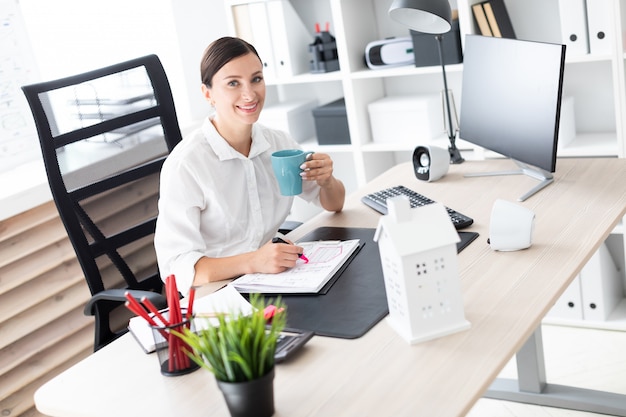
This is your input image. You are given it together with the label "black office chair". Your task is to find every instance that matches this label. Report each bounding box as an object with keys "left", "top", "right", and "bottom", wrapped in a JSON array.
[{"left": 22, "top": 55, "right": 182, "bottom": 351}]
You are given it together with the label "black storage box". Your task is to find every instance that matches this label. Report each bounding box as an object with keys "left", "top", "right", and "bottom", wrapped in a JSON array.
[
  {"left": 410, "top": 19, "right": 463, "bottom": 67},
  {"left": 312, "top": 98, "right": 350, "bottom": 145}
]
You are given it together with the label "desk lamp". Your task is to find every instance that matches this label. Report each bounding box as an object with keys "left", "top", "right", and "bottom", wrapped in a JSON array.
[{"left": 388, "top": 0, "right": 464, "bottom": 164}]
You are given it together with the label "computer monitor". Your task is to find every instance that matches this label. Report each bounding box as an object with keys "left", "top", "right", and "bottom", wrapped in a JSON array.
[{"left": 458, "top": 35, "right": 566, "bottom": 201}]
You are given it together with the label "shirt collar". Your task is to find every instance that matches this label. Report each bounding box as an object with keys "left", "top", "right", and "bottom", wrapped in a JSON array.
[{"left": 202, "top": 117, "right": 271, "bottom": 161}]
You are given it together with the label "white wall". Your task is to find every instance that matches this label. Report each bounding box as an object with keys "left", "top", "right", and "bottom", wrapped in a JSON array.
[{"left": 169, "top": 0, "right": 230, "bottom": 123}]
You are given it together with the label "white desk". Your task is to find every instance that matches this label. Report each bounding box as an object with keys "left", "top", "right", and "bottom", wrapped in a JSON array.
[{"left": 34, "top": 158, "right": 626, "bottom": 416}]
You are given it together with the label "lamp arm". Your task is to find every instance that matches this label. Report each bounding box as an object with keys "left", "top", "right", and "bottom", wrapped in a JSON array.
[{"left": 436, "top": 34, "right": 464, "bottom": 164}]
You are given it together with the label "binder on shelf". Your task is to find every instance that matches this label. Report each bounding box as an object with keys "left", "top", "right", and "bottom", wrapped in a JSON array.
[
  {"left": 230, "top": 1, "right": 312, "bottom": 80},
  {"left": 481, "top": 0, "right": 515, "bottom": 39},
  {"left": 579, "top": 242, "right": 623, "bottom": 321},
  {"left": 586, "top": 0, "right": 614, "bottom": 56},
  {"left": 248, "top": 2, "right": 277, "bottom": 80},
  {"left": 266, "top": 0, "right": 313, "bottom": 78},
  {"left": 231, "top": 4, "right": 254, "bottom": 46},
  {"left": 231, "top": 2, "right": 277, "bottom": 80},
  {"left": 471, "top": 3, "right": 493, "bottom": 37},
  {"left": 557, "top": 0, "right": 589, "bottom": 57},
  {"left": 546, "top": 275, "right": 583, "bottom": 320}
]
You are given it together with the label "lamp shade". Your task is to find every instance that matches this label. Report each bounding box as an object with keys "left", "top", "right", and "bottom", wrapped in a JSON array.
[{"left": 388, "top": 0, "right": 452, "bottom": 34}]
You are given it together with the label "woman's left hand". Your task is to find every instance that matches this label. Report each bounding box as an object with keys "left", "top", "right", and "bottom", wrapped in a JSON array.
[{"left": 300, "top": 153, "right": 334, "bottom": 187}]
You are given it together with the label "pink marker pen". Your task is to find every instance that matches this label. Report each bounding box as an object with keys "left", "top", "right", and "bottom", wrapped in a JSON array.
[{"left": 272, "top": 236, "right": 308, "bottom": 263}]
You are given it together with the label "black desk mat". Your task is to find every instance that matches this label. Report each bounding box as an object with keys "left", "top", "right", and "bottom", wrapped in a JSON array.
[
  {"left": 263, "top": 227, "right": 479, "bottom": 339},
  {"left": 458, "top": 231, "right": 480, "bottom": 252},
  {"left": 270, "top": 227, "right": 388, "bottom": 339}
]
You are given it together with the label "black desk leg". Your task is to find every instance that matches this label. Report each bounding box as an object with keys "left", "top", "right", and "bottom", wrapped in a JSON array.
[{"left": 485, "top": 326, "right": 626, "bottom": 416}]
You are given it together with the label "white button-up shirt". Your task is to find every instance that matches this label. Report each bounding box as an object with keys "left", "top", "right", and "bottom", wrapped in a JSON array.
[{"left": 154, "top": 117, "right": 320, "bottom": 295}]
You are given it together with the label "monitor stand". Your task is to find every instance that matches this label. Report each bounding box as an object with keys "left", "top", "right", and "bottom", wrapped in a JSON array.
[{"left": 464, "top": 160, "right": 554, "bottom": 202}]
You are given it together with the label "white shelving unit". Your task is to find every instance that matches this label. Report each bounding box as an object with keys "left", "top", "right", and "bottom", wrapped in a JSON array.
[
  {"left": 224, "top": 0, "right": 626, "bottom": 329},
  {"left": 225, "top": 0, "right": 626, "bottom": 181}
]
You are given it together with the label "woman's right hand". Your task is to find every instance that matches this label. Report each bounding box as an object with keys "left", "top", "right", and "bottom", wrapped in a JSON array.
[
  {"left": 193, "top": 238, "right": 304, "bottom": 286},
  {"left": 251, "top": 239, "right": 303, "bottom": 274}
]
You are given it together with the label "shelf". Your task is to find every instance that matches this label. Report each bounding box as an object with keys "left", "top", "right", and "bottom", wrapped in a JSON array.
[
  {"left": 565, "top": 54, "right": 614, "bottom": 65},
  {"left": 454, "top": 133, "right": 619, "bottom": 162},
  {"left": 265, "top": 70, "right": 343, "bottom": 86},
  {"left": 557, "top": 132, "right": 619, "bottom": 157},
  {"left": 360, "top": 142, "right": 417, "bottom": 152},
  {"left": 298, "top": 137, "right": 354, "bottom": 153},
  {"left": 350, "top": 63, "right": 463, "bottom": 80},
  {"left": 360, "top": 135, "right": 451, "bottom": 152}
]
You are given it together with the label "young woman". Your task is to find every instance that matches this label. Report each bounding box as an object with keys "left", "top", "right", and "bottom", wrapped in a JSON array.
[{"left": 154, "top": 36, "right": 345, "bottom": 295}]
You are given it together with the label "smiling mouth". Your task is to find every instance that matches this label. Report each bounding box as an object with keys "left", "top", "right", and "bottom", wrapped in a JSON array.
[{"left": 238, "top": 103, "right": 258, "bottom": 113}]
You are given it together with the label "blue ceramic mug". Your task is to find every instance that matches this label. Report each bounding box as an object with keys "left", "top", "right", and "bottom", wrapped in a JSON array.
[{"left": 271, "top": 149, "right": 312, "bottom": 196}]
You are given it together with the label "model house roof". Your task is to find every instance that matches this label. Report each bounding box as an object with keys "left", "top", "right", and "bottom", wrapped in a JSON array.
[{"left": 374, "top": 196, "right": 460, "bottom": 257}]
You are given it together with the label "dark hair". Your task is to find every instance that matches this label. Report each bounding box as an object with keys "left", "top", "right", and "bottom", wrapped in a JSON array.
[{"left": 200, "top": 37, "right": 262, "bottom": 87}]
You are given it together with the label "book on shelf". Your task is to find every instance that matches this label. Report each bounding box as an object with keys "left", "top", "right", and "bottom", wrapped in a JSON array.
[
  {"left": 230, "top": 239, "right": 361, "bottom": 294},
  {"left": 472, "top": 0, "right": 516, "bottom": 39},
  {"left": 482, "top": 2, "right": 502, "bottom": 37},
  {"left": 471, "top": 3, "right": 492, "bottom": 37},
  {"left": 483, "top": 0, "right": 516, "bottom": 39}
]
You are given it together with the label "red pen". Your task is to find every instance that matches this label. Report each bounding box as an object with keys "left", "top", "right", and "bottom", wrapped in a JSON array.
[
  {"left": 140, "top": 296, "right": 169, "bottom": 327},
  {"left": 272, "top": 236, "right": 309, "bottom": 263},
  {"left": 186, "top": 287, "right": 196, "bottom": 321}
]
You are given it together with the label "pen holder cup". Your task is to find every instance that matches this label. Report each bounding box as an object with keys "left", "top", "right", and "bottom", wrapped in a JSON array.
[{"left": 150, "top": 310, "right": 200, "bottom": 377}]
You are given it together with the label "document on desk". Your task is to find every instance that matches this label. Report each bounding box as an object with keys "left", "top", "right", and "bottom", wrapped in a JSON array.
[{"left": 231, "top": 239, "right": 361, "bottom": 294}]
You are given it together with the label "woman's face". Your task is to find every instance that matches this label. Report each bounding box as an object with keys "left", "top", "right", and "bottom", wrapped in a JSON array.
[{"left": 203, "top": 52, "right": 265, "bottom": 127}]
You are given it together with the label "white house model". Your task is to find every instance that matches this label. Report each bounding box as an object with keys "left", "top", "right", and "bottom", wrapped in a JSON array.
[{"left": 373, "top": 196, "right": 471, "bottom": 344}]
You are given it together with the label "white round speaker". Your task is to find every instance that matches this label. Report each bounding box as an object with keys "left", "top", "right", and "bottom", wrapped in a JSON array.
[
  {"left": 412, "top": 145, "right": 449, "bottom": 182},
  {"left": 489, "top": 199, "right": 535, "bottom": 251}
]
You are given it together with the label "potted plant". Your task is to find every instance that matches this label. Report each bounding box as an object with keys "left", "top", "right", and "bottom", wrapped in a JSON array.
[{"left": 174, "top": 294, "right": 286, "bottom": 417}]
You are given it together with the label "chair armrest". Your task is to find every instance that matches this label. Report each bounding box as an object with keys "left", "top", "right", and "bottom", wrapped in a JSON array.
[
  {"left": 278, "top": 220, "right": 303, "bottom": 235},
  {"left": 83, "top": 288, "right": 166, "bottom": 315}
]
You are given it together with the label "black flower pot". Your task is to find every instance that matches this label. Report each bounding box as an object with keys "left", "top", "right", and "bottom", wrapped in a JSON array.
[{"left": 216, "top": 368, "right": 275, "bottom": 417}]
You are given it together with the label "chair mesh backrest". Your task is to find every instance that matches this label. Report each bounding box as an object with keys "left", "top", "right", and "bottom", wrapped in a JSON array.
[{"left": 22, "top": 55, "right": 182, "bottom": 296}]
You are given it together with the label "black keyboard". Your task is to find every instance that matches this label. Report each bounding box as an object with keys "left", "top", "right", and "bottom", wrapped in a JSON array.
[{"left": 361, "top": 185, "right": 474, "bottom": 230}]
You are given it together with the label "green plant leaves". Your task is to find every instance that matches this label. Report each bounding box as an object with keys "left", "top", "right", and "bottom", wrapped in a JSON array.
[{"left": 172, "top": 294, "right": 286, "bottom": 383}]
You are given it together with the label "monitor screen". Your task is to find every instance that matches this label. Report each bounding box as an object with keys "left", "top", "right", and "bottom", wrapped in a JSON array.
[{"left": 459, "top": 35, "right": 566, "bottom": 174}]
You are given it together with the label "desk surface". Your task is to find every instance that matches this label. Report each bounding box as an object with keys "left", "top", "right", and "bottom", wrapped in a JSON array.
[{"left": 34, "top": 158, "right": 626, "bottom": 417}]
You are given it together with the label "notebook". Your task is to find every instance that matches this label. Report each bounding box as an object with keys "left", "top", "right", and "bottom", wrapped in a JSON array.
[{"left": 230, "top": 239, "right": 361, "bottom": 294}]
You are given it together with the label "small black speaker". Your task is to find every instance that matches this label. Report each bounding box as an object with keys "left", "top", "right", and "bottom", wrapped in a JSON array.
[{"left": 413, "top": 146, "right": 449, "bottom": 182}]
